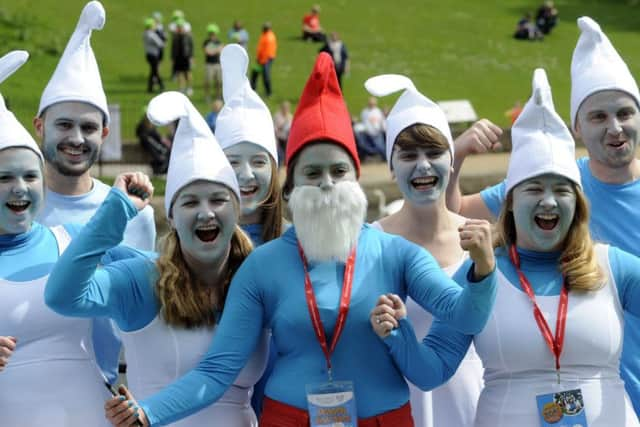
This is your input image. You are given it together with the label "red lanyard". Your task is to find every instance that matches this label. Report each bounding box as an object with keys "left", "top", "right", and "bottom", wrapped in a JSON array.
[
  {"left": 509, "top": 245, "right": 568, "bottom": 381},
  {"left": 298, "top": 242, "right": 356, "bottom": 382}
]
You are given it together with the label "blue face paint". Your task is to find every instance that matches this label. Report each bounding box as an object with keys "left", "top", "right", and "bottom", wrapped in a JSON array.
[
  {"left": 293, "top": 143, "right": 357, "bottom": 190},
  {"left": 40, "top": 101, "right": 105, "bottom": 177},
  {"left": 0, "top": 148, "right": 44, "bottom": 235},
  {"left": 224, "top": 142, "right": 273, "bottom": 217},
  {"left": 511, "top": 174, "right": 576, "bottom": 252},
  {"left": 170, "top": 181, "right": 238, "bottom": 265},
  {"left": 391, "top": 146, "right": 451, "bottom": 205},
  {"left": 576, "top": 90, "right": 640, "bottom": 169}
]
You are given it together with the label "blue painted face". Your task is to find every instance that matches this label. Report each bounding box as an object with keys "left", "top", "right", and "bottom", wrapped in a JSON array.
[
  {"left": 293, "top": 143, "right": 357, "bottom": 190},
  {"left": 0, "top": 148, "right": 44, "bottom": 235},
  {"left": 169, "top": 180, "right": 238, "bottom": 266},
  {"left": 576, "top": 90, "right": 640, "bottom": 169},
  {"left": 37, "top": 101, "right": 106, "bottom": 177},
  {"left": 223, "top": 142, "right": 272, "bottom": 217},
  {"left": 511, "top": 174, "right": 577, "bottom": 252},
  {"left": 391, "top": 145, "right": 451, "bottom": 205}
]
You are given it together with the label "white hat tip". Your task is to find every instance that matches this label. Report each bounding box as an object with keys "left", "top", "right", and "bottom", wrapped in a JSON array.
[
  {"left": 577, "top": 16, "right": 601, "bottom": 37},
  {"left": 221, "top": 44, "right": 249, "bottom": 103},
  {"left": 532, "top": 69, "right": 550, "bottom": 104},
  {"left": 365, "top": 74, "right": 415, "bottom": 97},
  {"left": 0, "top": 50, "right": 29, "bottom": 84},
  {"left": 525, "top": 69, "right": 554, "bottom": 111},
  {"left": 79, "top": 1, "right": 106, "bottom": 32},
  {"left": 147, "top": 91, "right": 189, "bottom": 126},
  {"left": 221, "top": 44, "right": 248, "bottom": 69}
]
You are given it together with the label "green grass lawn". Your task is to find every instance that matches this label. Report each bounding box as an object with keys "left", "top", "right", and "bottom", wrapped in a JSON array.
[
  {"left": 2, "top": 0, "right": 639, "bottom": 142},
  {"left": 99, "top": 175, "right": 166, "bottom": 195}
]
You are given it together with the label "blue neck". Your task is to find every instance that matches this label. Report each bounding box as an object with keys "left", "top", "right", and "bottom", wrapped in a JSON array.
[
  {"left": 0, "top": 223, "right": 40, "bottom": 251},
  {"left": 514, "top": 246, "right": 562, "bottom": 269},
  {"left": 498, "top": 245, "right": 564, "bottom": 295}
]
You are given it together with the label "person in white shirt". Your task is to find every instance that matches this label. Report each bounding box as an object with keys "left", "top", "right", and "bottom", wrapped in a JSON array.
[
  {"left": 33, "top": 0, "right": 156, "bottom": 385},
  {"left": 358, "top": 96, "right": 386, "bottom": 160}
]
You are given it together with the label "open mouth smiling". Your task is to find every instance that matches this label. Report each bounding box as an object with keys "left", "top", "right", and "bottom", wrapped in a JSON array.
[
  {"left": 240, "top": 185, "right": 259, "bottom": 197},
  {"left": 411, "top": 176, "right": 438, "bottom": 191},
  {"left": 534, "top": 213, "right": 559, "bottom": 231},
  {"left": 6, "top": 200, "right": 30, "bottom": 213},
  {"left": 195, "top": 224, "right": 220, "bottom": 242}
]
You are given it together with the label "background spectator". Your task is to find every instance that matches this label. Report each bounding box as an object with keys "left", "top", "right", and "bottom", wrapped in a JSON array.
[
  {"left": 514, "top": 12, "right": 543, "bottom": 40},
  {"left": 143, "top": 17, "right": 164, "bottom": 93},
  {"left": 357, "top": 96, "right": 386, "bottom": 161},
  {"left": 228, "top": 20, "right": 249, "bottom": 50},
  {"left": 320, "top": 32, "right": 349, "bottom": 88},
  {"left": 205, "top": 99, "right": 224, "bottom": 133},
  {"left": 504, "top": 100, "right": 523, "bottom": 124},
  {"left": 151, "top": 11, "right": 166, "bottom": 61},
  {"left": 250, "top": 22, "right": 277, "bottom": 98},
  {"left": 171, "top": 19, "right": 194, "bottom": 96},
  {"left": 203, "top": 23, "right": 224, "bottom": 102},
  {"left": 136, "top": 110, "right": 171, "bottom": 175},
  {"left": 536, "top": 1, "right": 558, "bottom": 35},
  {"left": 302, "top": 4, "right": 325, "bottom": 42},
  {"left": 273, "top": 100, "right": 293, "bottom": 163},
  {"left": 168, "top": 9, "right": 191, "bottom": 33}
]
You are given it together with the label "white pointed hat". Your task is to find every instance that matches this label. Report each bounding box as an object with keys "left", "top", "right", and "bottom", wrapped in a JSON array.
[
  {"left": 365, "top": 74, "right": 453, "bottom": 168},
  {"left": 570, "top": 17, "right": 640, "bottom": 130},
  {"left": 0, "top": 51, "right": 43, "bottom": 161},
  {"left": 37, "top": 1, "right": 109, "bottom": 124},
  {"left": 146, "top": 91, "right": 240, "bottom": 217},
  {"left": 215, "top": 44, "right": 278, "bottom": 164},
  {"left": 506, "top": 69, "right": 580, "bottom": 193}
]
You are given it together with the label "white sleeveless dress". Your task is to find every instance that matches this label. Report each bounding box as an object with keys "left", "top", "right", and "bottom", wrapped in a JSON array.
[
  {"left": 473, "top": 244, "right": 639, "bottom": 426},
  {"left": 121, "top": 316, "right": 269, "bottom": 426},
  {"left": 370, "top": 220, "right": 484, "bottom": 427},
  {"left": 0, "top": 226, "right": 110, "bottom": 427}
]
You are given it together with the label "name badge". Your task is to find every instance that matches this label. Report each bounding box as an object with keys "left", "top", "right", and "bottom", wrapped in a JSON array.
[
  {"left": 306, "top": 381, "right": 358, "bottom": 427},
  {"left": 536, "top": 388, "right": 588, "bottom": 427}
]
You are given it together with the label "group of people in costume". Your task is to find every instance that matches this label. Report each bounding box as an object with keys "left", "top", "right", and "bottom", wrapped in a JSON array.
[{"left": 2, "top": 2, "right": 640, "bottom": 426}]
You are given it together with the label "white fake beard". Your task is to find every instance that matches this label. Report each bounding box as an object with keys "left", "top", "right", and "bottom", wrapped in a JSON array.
[{"left": 289, "top": 181, "right": 368, "bottom": 263}]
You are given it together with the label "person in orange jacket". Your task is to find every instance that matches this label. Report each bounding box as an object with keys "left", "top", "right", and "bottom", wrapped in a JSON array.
[{"left": 250, "top": 22, "right": 277, "bottom": 97}]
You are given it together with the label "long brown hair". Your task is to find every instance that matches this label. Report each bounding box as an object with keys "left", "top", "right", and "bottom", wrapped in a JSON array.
[
  {"left": 257, "top": 156, "right": 284, "bottom": 243},
  {"left": 155, "top": 201, "right": 254, "bottom": 328},
  {"left": 495, "top": 183, "right": 603, "bottom": 292}
]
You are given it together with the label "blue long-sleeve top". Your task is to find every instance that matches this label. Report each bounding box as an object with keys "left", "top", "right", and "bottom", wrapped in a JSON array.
[
  {"left": 1, "top": 220, "right": 146, "bottom": 282},
  {"left": 386, "top": 246, "right": 640, "bottom": 390},
  {"left": 136, "top": 222, "right": 497, "bottom": 425},
  {"left": 45, "top": 188, "right": 161, "bottom": 334},
  {"left": 241, "top": 222, "right": 274, "bottom": 420},
  {"left": 241, "top": 223, "right": 264, "bottom": 246},
  {"left": 1, "top": 222, "right": 80, "bottom": 281}
]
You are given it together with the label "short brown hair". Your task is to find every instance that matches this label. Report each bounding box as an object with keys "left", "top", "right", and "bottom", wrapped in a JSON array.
[{"left": 393, "top": 123, "right": 450, "bottom": 154}]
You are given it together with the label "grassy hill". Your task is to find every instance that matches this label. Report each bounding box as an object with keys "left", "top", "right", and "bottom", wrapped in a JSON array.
[{"left": 1, "top": 0, "right": 639, "bottom": 142}]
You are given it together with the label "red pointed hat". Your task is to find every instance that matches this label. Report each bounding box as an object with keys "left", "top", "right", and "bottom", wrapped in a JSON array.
[{"left": 286, "top": 52, "right": 360, "bottom": 175}]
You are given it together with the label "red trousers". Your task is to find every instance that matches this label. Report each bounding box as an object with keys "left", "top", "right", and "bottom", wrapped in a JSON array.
[{"left": 259, "top": 397, "right": 414, "bottom": 427}]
